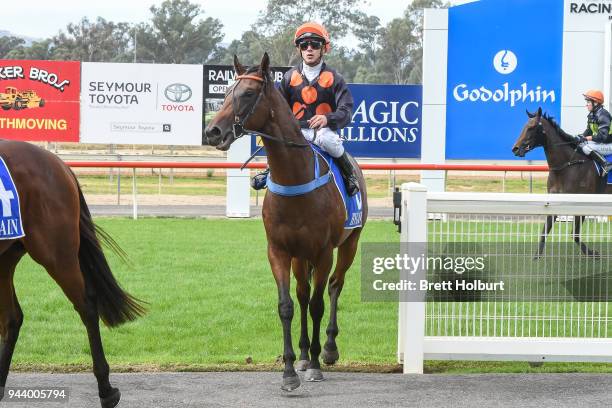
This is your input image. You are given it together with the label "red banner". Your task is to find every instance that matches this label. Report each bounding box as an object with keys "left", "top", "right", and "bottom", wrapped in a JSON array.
[{"left": 0, "top": 60, "right": 80, "bottom": 142}]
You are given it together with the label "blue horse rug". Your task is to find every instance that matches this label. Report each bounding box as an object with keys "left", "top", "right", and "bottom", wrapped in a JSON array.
[
  {"left": 265, "top": 145, "right": 363, "bottom": 229},
  {"left": 0, "top": 157, "right": 24, "bottom": 239},
  {"left": 593, "top": 153, "right": 612, "bottom": 184},
  {"left": 312, "top": 145, "right": 364, "bottom": 229}
]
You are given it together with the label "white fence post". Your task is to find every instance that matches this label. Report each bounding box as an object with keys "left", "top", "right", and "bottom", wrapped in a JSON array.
[
  {"left": 132, "top": 167, "right": 138, "bottom": 220},
  {"left": 397, "top": 182, "right": 428, "bottom": 374},
  {"left": 226, "top": 136, "right": 252, "bottom": 217}
]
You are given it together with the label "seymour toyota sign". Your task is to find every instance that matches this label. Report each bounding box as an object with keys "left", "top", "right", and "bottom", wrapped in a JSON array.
[{"left": 81, "top": 62, "right": 203, "bottom": 145}]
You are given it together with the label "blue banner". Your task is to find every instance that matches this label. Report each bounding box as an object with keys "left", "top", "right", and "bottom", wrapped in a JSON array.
[
  {"left": 251, "top": 83, "right": 422, "bottom": 158},
  {"left": 446, "top": 0, "right": 564, "bottom": 160},
  {"left": 341, "top": 84, "right": 421, "bottom": 158},
  {"left": 0, "top": 157, "right": 24, "bottom": 239}
]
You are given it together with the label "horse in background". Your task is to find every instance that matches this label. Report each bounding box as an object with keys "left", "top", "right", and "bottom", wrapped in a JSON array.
[{"left": 512, "top": 107, "right": 609, "bottom": 257}]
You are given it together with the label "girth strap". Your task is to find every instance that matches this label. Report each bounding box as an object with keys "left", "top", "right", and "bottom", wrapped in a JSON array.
[{"left": 267, "top": 146, "right": 331, "bottom": 196}]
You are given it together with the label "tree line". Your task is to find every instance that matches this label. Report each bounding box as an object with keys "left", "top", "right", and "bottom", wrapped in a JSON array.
[{"left": 0, "top": 0, "right": 447, "bottom": 84}]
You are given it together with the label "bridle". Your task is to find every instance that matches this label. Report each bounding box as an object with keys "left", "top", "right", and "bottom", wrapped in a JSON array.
[
  {"left": 227, "top": 73, "right": 309, "bottom": 149},
  {"left": 518, "top": 118, "right": 545, "bottom": 155}
]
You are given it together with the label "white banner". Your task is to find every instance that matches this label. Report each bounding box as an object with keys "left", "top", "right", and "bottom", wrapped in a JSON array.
[{"left": 81, "top": 62, "right": 203, "bottom": 145}]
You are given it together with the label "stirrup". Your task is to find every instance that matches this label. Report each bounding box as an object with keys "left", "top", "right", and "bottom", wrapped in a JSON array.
[
  {"left": 602, "top": 164, "right": 612, "bottom": 178},
  {"left": 250, "top": 169, "right": 269, "bottom": 190}
]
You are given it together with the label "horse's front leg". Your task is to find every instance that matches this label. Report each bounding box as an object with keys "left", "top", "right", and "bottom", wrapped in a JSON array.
[
  {"left": 305, "top": 249, "right": 334, "bottom": 382},
  {"left": 268, "top": 246, "right": 300, "bottom": 391},
  {"left": 535, "top": 215, "right": 555, "bottom": 259},
  {"left": 574, "top": 215, "right": 599, "bottom": 257},
  {"left": 292, "top": 258, "right": 311, "bottom": 372}
]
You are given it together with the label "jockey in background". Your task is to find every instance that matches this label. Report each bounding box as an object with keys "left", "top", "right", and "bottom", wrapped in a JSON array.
[
  {"left": 574, "top": 90, "right": 612, "bottom": 177},
  {"left": 251, "top": 21, "right": 359, "bottom": 196}
]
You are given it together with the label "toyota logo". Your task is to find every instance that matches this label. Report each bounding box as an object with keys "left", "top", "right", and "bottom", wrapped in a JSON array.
[{"left": 164, "top": 83, "right": 192, "bottom": 103}]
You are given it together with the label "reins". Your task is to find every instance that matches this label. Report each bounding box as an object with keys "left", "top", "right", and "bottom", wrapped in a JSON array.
[{"left": 538, "top": 120, "right": 586, "bottom": 171}]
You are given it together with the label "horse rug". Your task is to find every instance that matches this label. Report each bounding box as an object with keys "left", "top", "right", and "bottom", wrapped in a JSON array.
[
  {"left": 312, "top": 145, "right": 363, "bottom": 229},
  {"left": 0, "top": 157, "right": 24, "bottom": 239}
]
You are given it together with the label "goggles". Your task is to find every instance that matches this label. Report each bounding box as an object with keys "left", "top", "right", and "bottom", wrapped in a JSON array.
[{"left": 298, "top": 40, "right": 324, "bottom": 50}]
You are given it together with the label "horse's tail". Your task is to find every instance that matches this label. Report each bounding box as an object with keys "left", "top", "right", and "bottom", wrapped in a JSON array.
[{"left": 74, "top": 176, "right": 146, "bottom": 327}]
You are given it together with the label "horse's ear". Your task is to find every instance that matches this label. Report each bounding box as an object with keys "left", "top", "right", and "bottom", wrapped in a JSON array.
[
  {"left": 233, "top": 54, "right": 246, "bottom": 75},
  {"left": 537, "top": 107, "right": 542, "bottom": 118},
  {"left": 259, "top": 52, "right": 270, "bottom": 78},
  {"left": 526, "top": 109, "right": 535, "bottom": 118}
]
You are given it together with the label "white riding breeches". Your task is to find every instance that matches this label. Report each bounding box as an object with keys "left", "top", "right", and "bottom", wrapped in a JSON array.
[
  {"left": 301, "top": 127, "right": 345, "bottom": 158},
  {"left": 580, "top": 141, "right": 612, "bottom": 155}
]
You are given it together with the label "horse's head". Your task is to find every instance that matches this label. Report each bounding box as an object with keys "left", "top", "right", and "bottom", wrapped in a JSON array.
[
  {"left": 512, "top": 107, "right": 547, "bottom": 157},
  {"left": 204, "top": 53, "right": 273, "bottom": 151}
]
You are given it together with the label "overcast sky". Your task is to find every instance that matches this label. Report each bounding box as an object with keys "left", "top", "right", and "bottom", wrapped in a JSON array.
[{"left": 3, "top": 0, "right": 475, "bottom": 43}]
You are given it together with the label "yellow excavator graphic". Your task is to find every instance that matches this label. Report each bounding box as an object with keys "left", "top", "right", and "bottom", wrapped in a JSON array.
[{"left": 0, "top": 87, "right": 45, "bottom": 111}]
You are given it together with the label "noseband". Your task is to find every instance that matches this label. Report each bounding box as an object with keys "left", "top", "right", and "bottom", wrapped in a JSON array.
[
  {"left": 230, "top": 74, "right": 266, "bottom": 141},
  {"left": 227, "top": 73, "right": 309, "bottom": 148}
]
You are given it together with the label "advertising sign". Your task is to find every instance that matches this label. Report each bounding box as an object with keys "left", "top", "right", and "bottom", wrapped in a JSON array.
[
  {"left": 249, "top": 83, "right": 422, "bottom": 159},
  {"left": 204, "top": 64, "right": 290, "bottom": 130},
  {"left": 81, "top": 62, "right": 203, "bottom": 145},
  {"left": 445, "top": 0, "right": 563, "bottom": 160},
  {"left": 341, "top": 84, "right": 421, "bottom": 158},
  {"left": 0, "top": 60, "right": 80, "bottom": 142}
]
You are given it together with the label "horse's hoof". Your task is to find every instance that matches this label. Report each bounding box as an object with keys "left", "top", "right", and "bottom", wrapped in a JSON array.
[
  {"left": 100, "top": 388, "right": 121, "bottom": 408},
  {"left": 305, "top": 368, "right": 324, "bottom": 382},
  {"left": 281, "top": 375, "right": 301, "bottom": 392},
  {"left": 322, "top": 348, "right": 339, "bottom": 365},
  {"left": 295, "top": 360, "right": 310, "bottom": 371}
]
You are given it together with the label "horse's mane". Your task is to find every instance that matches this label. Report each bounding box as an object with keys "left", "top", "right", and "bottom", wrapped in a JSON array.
[{"left": 542, "top": 113, "right": 575, "bottom": 141}]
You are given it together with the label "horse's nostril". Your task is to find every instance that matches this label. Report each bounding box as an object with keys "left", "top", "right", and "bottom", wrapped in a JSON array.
[
  {"left": 207, "top": 126, "right": 221, "bottom": 137},
  {"left": 204, "top": 126, "right": 222, "bottom": 145},
  {"left": 512, "top": 147, "right": 518, "bottom": 153}
]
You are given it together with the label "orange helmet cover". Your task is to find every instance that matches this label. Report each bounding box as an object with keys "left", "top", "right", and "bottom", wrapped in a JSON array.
[
  {"left": 294, "top": 22, "right": 331, "bottom": 52},
  {"left": 584, "top": 89, "right": 604, "bottom": 104}
]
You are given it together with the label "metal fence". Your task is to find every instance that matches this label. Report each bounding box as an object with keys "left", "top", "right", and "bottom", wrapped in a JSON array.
[{"left": 397, "top": 184, "right": 612, "bottom": 373}]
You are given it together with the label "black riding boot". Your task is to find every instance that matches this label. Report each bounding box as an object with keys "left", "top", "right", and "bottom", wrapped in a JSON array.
[
  {"left": 589, "top": 150, "right": 612, "bottom": 177},
  {"left": 336, "top": 152, "right": 360, "bottom": 196},
  {"left": 250, "top": 168, "right": 270, "bottom": 190}
]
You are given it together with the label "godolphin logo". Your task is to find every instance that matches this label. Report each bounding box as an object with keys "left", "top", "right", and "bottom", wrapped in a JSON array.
[{"left": 493, "top": 50, "right": 517, "bottom": 74}]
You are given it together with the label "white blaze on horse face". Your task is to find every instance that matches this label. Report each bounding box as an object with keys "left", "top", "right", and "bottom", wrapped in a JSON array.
[{"left": 0, "top": 179, "right": 14, "bottom": 217}]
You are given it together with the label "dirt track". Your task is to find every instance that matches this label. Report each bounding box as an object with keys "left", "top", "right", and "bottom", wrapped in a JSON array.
[{"left": 3, "top": 372, "right": 611, "bottom": 407}]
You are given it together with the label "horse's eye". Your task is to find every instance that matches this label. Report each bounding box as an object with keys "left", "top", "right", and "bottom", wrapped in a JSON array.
[{"left": 244, "top": 91, "right": 254, "bottom": 97}]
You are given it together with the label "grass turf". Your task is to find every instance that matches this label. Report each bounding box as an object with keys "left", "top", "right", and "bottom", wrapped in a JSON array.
[{"left": 9, "top": 218, "right": 612, "bottom": 373}]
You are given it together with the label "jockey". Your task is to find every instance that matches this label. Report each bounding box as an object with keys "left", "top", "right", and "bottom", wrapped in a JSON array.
[
  {"left": 251, "top": 21, "right": 359, "bottom": 196},
  {"left": 574, "top": 90, "right": 612, "bottom": 176}
]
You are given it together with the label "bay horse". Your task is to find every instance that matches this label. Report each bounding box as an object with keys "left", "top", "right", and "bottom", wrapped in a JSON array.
[
  {"left": 512, "top": 107, "right": 609, "bottom": 256},
  {"left": 0, "top": 140, "right": 145, "bottom": 408},
  {"left": 204, "top": 53, "right": 368, "bottom": 391}
]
